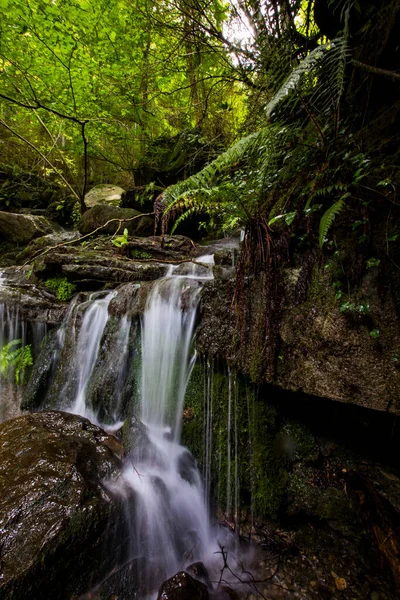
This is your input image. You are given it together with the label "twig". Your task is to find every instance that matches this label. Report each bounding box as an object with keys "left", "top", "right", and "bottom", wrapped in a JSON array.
[
  {"left": 352, "top": 60, "right": 400, "bottom": 84},
  {"left": 21, "top": 212, "right": 155, "bottom": 266}
]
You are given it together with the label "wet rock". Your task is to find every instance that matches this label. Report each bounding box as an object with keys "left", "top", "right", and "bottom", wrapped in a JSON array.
[
  {"left": 278, "top": 268, "right": 400, "bottom": 413},
  {"left": 157, "top": 571, "right": 209, "bottom": 599},
  {"left": 21, "top": 328, "right": 60, "bottom": 411},
  {"left": 18, "top": 231, "right": 81, "bottom": 262},
  {"left": 0, "top": 411, "right": 127, "bottom": 600},
  {"left": 197, "top": 264, "right": 400, "bottom": 414},
  {"left": 32, "top": 247, "right": 166, "bottom": 289},
  {"left": 85, "top": 184, "right": 125, "bottom": 209},
  {"left": 108, "top": 282, "right": 150, "bottom": 319},
  {"left": 213, "top": 248, "right": 238, "bottom": 267},
  {"left": 186, "top": 562, "right": 211, "bottom": 588},
  {"left": 177, "top": 449, "right": 199, "bottom": 485},
  {"left": 0, "top": 275, "right": 68, "bottom": 324},
  {"left": 97, "top": 558, "right": 140, "bottom": 600},
  {"left": 120, "top": 415, "right": 150, "bottom": 455},
  {"left": 79, "top": 205, "right": 153, "bottom": 236},
  {"left": 213, "top": 264, "right": 235, "bottom": 281},
  {"left": 126, "top": 234, "right": 197, "bottom": 261},
  {"left": 0, "top": 210, "right": 62, "bottom": 244},
  {"left": 88, "top": 318, "right": 139, "bottom": 421},
  {"left": 61, "top": 261, "right": 165, "bottom": 286}
]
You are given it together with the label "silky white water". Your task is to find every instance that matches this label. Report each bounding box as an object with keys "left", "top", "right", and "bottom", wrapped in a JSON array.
[
  {"left": 118, "top": 260, "right": 220, "bottom": 596},
  {"left": 70, "top": 291, "right": 115, "bottom": 420}
]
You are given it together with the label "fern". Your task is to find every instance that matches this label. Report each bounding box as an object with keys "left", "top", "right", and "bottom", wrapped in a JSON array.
[
  {"left": 266, "top": 8, "right": 351, "bottom": 126},
  {"left": 0, "top": 339, "right": 33, "bottom": 385},
  {"left": 265, "top": 43, "right": 332, "bottom": 119},
  {"left": 162, "top": 124, "right": 296, "bottom": 235},
  {"left": 319, "top": 198, "right": 346, "bottom": 247}
]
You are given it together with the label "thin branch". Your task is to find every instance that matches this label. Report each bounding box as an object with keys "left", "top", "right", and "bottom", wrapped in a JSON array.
[
  {"left": 22, "top": 212, "right": 155, "bottom": 265},
  {"left": 0, "top": 119, "right": 80, "bottom": 201},
  {"left": 352, "top": 60, "right": 400, "bottom": 84}
]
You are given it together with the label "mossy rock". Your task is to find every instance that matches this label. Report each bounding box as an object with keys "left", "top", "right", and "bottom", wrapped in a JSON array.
[
  {"left": 79, "top": 205, "right": 153, "bottom": 237},
  {"left": 0, "top": 411, "right": 128, "bottom": 600},
  {"left": 0, "top": 211, "right": 62, "bottom": 244}
]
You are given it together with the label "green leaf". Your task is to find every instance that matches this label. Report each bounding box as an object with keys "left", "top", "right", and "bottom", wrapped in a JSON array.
[
  {"left": 366, "top": 258, "right": 380, "bottom": 269},
  {"left": 284, "top": 211, "right": 296, "bottom": 226},
  {"left": 268, "top": 214, "right": 285, "bottom": 226},
  {"left": 110, "top": 31, "right": 117, "bottom": 42},
  {"left": 369, "top": 329, "right": 380, "bottom": 339},
  {"left": 319, "top": 198, "right": 345, "bottom": 248}
]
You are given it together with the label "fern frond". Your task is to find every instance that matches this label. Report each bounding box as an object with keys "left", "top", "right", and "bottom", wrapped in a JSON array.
[
  {"left": 319, "top": 198, "right": 345, "bottom": 247},
  {"left": 266, "top": 7, "right": 351, "bottom": 124},
  {"left": 265, "top": 43, "right": 331, "bottom": 119}
]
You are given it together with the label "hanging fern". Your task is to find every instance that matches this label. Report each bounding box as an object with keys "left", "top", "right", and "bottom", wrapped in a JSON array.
[
  {"left": 265, "top": 8, "right": 351, "bottom": 127},
  {"left": 0, "top": 339, "right": 33, "bottom": 385},
  {"left": 319, "top": 198, "right": 346, "bottom": 248},
  {"left": 161, "top": 123, "right": 297, "bottom": 235},
  {"left": 265, "top": 43, "right": 332, "bottom": 118}
]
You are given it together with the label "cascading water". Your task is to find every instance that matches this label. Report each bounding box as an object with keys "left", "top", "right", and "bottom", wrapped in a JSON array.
[
  {"left": 117, "top": 260, "right": 219, "bottom": 597},
  {"left": 0, "top": 271, "right": 47, "bottom": 422},
  {"left": 70, "top": 291, "right": 116, "bottom": 420}
]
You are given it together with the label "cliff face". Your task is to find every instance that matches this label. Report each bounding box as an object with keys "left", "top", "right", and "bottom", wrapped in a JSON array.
[{"left": 196, "top": 248, "right": 400, "bottom": 415}]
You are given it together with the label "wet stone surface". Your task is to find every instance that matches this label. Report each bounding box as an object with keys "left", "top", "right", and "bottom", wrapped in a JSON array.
[{"left": 0, "top": 411, "right": 127, "bottom": 600}]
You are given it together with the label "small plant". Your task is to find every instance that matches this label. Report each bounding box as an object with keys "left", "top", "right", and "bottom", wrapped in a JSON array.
[
  {"left": 45, "top": 276, "right": 76, "bottom": 301},
  {"left": 340, "top": 300, "right": 370, "bottom": 315},
  {"left": 112, "top": 228, "right": 129, "bottom": 248},
  {"left": 0, "top": 339, "right": 33, "bottom": 385},
  {"left": 369, "top": 329, "right": 380, "bottom": 338},
  {"left": 366, "top": 258, "right": 380, "bottom": 269}
]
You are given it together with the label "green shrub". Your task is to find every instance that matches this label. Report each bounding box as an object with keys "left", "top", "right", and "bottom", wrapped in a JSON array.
[{"left": 45, "top": 276, "right": 76, "bottom": 301}]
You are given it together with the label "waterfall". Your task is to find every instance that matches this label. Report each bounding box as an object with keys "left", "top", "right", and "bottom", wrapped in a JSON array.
[
  {"left": 118, "top": 261, "right": 218, "bottom": 596},
  {"left": 0, "top": 271, "right": 47, "bottom": 422},
  {"left": 140, "top": 278, "right": 199, "bottom": 438},
  {"left": 71, "top": 291, "right": 116, "bottom": 420}
]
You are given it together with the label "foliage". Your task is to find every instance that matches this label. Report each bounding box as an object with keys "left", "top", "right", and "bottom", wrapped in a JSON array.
[
  {"left": 319, "top": 198, "right": 346, "bottom": 248},
  {"left": 0, "top": 339, "right": 33, "bottom": 385},
  {"left": 160, "top": 123, "right": 298, "bottom": 236},
  {"left": 112, "top": 228, "right": 129, "bottom": 248},
  {"left": 44, "top": 276, "right": 76, "bottom": 301},
  {"left": 0, "top": 0, "right": 244, "bottom": 206}
]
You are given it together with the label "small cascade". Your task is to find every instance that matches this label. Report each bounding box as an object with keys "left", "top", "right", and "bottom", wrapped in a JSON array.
[
  {"left": 203, "top": 359, "right": 213, "bottom": 503},
  {"left": 0, "top": 273, "right": 47, "bottom": 421},
  {"left": 71, "top": 291, "right": 116, "bottom": 420},
  {"left": 140, "top": 278, "right": 199, "bottom": 437},
  {"left": 37, "top": 290, "right": 133, "bottom": 425},
  {"left": 117, "top": 262, "right": 219, "bottom": 596}
]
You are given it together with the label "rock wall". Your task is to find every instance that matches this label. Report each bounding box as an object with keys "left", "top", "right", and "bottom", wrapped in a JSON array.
[{"left": 196, "top": 250, "right": 400, "bottom": 415}]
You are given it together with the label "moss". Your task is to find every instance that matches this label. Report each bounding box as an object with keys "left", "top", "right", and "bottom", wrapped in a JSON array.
[
  {"left": 183, "top": 360, "right": 288, "bottom": 519},
  {"left": 44, "top": 276, "right": 76, "bottom": 301},
  {"left": 279, "top": 421, "right": 319, "bottom": 463},
  {"left": 129, "top": 249, "right": 152, "bottom": 259}
]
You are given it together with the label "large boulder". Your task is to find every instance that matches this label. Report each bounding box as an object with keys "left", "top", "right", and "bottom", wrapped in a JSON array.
[
  {"left": 79, "top": 205, "right": 153, "bottom": 237},
  {"left": 84, "top": 184, "right": 125, "bottom": 209},
  {"left": 0, "top": 211, "right": 62, "bottom": 244},
  {"left": 0, "top": 411, "right": 128, "bottom": 600},
  {"left": 157, "top": 571, "right": 209, "bottom": 600}
]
